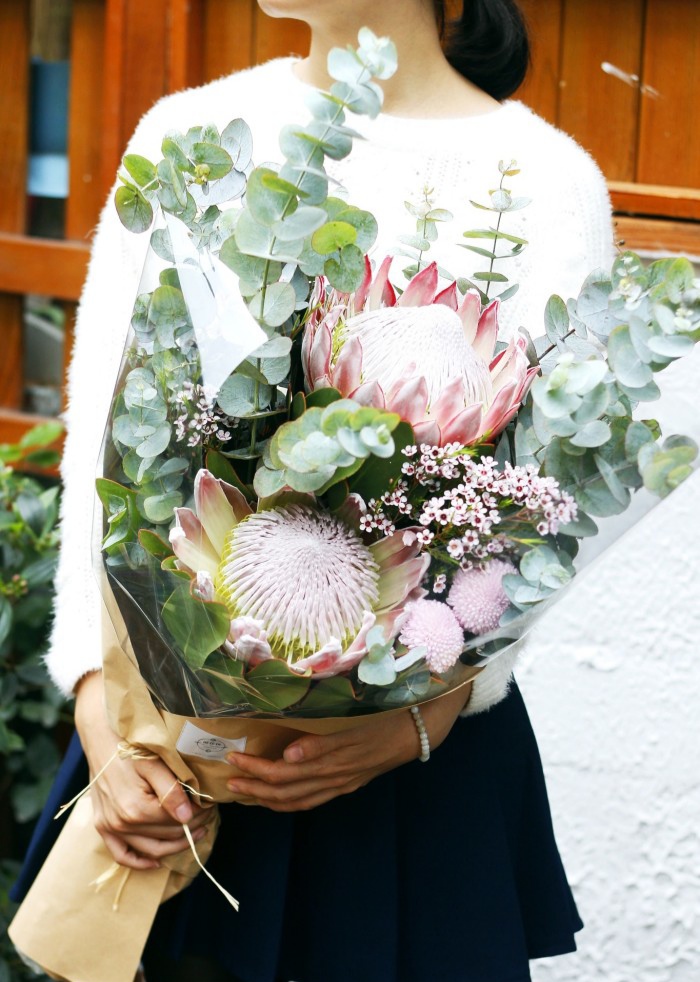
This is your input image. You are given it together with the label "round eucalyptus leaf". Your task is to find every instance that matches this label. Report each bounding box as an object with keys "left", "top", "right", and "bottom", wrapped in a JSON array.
[
  {"left": 279, "top": 125, "right": 325, "bottom": 168},
  {"left": 279, "top": 163, "right": 328, "bottom": 206},
  {"left": 251, "top": 335, "right": 293, "bottom": 359},
  {"left": 311, "top": 220, "right": 358, "bottom": 255},
  {"left": 307, "top": 120, "right": 352, "bottom": 160},
  {"left": 260, "top": 355, "right": 291, "bottom": 384},
  {"left": 327, "top": 47, "right": 364, "bottom": 85},
  {"left": 149, "top": 284, "right": 189, "bottom": 328},
  {"left": 150, "top": 227, "right": 175, "bottom": 263},
  {"left": 273, "top": 205, "right": 327, "bottom": 241},
  {"left": 115, "top": 186, "right": 153, "bottom": 233},
  {"left": 570, "top": 419, "right": 611, "bottom": 448},
  {"left": 247, "top": 281, "right": 296, "bottom": 328},
  {"left": 112, "top": 415, "right": 141, "bottom": 448},
  {"left": 647, "top": 333, "right": 695, "bottom": 358},
  {"left": 324, "top": 243, "right": 366, "bottom": 293},
  {"left": 136, "top": 422, "right": 172, "bottom": 459},
  {"left": 161, "top": 135, "right": 191, "bottom": 171},
  {"left": 304, "top": 89, "right": 345, "bottom": 122},
  {"left": 217, "top": 374, "right": 272, "bottom": 417},
  {"left": 221, "top": 117, "right": 253, "bottom": 169},
  {"left": 191, "top": 142, "right": 233, "bottom": 179},
  {"left": 607, "top": 325, "right": 654, "bottom": 389},
  {"left": 143, "top": 490, "right": 184, "bottom": 525},
  {"left": 156, "top": 157, "right": 187, "bottom": 207},
  {"left": 247, "top": 167, "right": 297, "bottom": 226},
  {"left": 123, "top": 154, "right": 157, "bottom": 188},
  {"left": 234, "top": 210, "right": 276, "bottom": 259}
]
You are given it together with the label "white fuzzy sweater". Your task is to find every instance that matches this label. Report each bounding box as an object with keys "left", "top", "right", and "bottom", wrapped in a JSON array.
[{"left": 47, "top": 57, "right": 615, "bottom": 714}]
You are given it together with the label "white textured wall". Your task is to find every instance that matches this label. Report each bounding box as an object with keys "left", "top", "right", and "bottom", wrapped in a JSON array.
[{"left": 519, "top": 335, "right": 700, "bottom": 981}]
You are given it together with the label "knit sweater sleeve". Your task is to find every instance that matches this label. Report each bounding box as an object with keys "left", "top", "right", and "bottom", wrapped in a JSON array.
[
  {"left": 45, "top": 104, "right": 170, "bottom": 695},
  {"left": 461, "top": 136, "right": 615, "bottom": 718}
]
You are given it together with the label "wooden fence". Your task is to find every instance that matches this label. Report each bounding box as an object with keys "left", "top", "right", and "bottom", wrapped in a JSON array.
[{"left": 0, "top": 0, "right": 697, "bottom": 445}]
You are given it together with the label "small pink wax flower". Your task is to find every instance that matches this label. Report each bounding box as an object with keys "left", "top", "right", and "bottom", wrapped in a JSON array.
[
  {"left": 399, "top": 599, "right": 464, "bottom": 674},
  {"left": 447, "top": 560, "right": 516, "bottom": 635}
]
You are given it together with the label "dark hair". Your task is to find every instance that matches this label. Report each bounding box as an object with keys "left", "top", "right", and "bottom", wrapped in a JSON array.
[{"left": 433, "top": 0, "right": 530, "bottom": 101}]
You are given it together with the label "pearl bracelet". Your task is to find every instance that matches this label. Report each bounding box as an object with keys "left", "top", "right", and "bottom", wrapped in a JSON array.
[{"left": 409, "top": 705, "right": 431, "bottom": 763}]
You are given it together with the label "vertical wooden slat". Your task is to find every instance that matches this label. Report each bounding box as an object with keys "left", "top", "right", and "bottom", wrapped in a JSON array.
[
  {"left": 122, "top": 0, "right": 169, "bottom": 141},
  {"left": 202, "top": 0, "right": 255, "bottom": 80},
  {"left": 557, "top": 0, "right": 645, "bottom": 180},
  {"left": 516, "top": 0, "right": 564, "bottom": 123},
  {"left": 169, "top": 0, "right": 202, "bottom": 91},
  {"left": 637, "top": 0, "right": 700, "bottom": 187},
  {"left": 253, "top": 8, "right": 310, "bottom": 65},
  {"left": 66, "top": 0, "right": 106, "bottom": 241},
  {"left": 101, "top": 0, "right": 127, "bottom": 195},
  {"left": 0, "top": 0, "right": 31, "bottom": 410}
]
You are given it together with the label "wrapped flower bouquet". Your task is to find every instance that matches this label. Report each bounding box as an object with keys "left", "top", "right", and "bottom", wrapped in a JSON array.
[{"left": 10, "top": 27, "right": 700, "bottom": 982}]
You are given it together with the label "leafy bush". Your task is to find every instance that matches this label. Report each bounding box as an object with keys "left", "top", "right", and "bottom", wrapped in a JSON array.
[{"left": 0, "top": 424, "right": 66, "bottom": 980}]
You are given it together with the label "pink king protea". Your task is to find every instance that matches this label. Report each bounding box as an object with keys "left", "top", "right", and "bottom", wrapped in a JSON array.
[
  {"left": 169, "top": 469, "right": 429, "bottom": 678},
  {"left": 302, "top": 257, "right": 538, "bottom": 447}
]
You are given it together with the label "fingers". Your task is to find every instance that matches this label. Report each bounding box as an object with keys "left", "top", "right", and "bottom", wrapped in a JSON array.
[
  {"left": 100, "top": 830, "right": 161, "bottom": 870},
  {"left": 227, "top": 769, "right": 373, "bottom": 810},
  {"left": 119, "top": 825, "right": 209, "bottom": 861},
  {"left": 138, "top": 759, "right": 198, "bottom": 825}
]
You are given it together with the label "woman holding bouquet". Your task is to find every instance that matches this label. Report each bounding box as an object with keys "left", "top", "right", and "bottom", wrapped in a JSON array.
[{"left": 14, "top": 1, "right": 614, "bottom": 979}]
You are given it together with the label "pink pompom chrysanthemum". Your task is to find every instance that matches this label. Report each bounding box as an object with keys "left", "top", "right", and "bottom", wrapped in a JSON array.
[
  {"left": 447, "top": 560, "right": 516, "bottom": 635},
  {"left": 399, "top": 599, "right": 464, "bottom": 674}
]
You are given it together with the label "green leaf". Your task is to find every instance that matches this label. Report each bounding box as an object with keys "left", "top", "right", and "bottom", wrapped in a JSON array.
[
  {"left": 607, "top": 325, "right": 653, "bottom": 389},
  {"left": 244, "top": 659, "right": 311, "bottom": 711},
  {"left": 143, "top": 490, "right": 182, "bottom": 524},
  {"left": 123, "top": 154, "right": 157, "bottom": 188},
  {"left": 115, "top": 185, "right": 153, "bottom": 233},
  {"left": 569, "top": 419, "right": 611, "bottom": 448},
  {"left": 324, "top": 243, "right": 366, "bottom": 293},
  {"left": 544, "top": 295, "right": 570, "bottom": 342},
  {"left": 191, "top": 142, "right": 233, "bottom": 179},
  {"left": 138, "top": 529, "right": 172, "bottom": 559},
  {"left": 217, "top": 375, "right": 272, "bottom": 417},
  {"left": 162, "top": 584, "right": 230, "bottom": 670},
  {"left": 297, "top": 676, "right": 358, "bottom": 715},
  {"left": 247, "top": 166, "right": 297, "bottom": 226},
  {"left": 311, "top": 220, "right": 358, "bottom": 255},
  {"left": 18, "top": 421, "right": 63, "bottom": 450},
  {"left": 136, "top": 422, "right": 172, "bottom": 458},
  {"left": 247, "top": 282, "right": 296, "bottom": 328},
  {"left": 348, "top": 420, "right": 414, "bottom": 500},
  {"left": 0, "top": 598, "right": 11, "bottom": 648}
]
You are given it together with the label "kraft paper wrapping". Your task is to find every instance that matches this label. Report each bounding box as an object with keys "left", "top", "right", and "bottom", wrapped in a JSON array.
[{"left": 10, "top": 579, "right": 480, "bottom": 982}]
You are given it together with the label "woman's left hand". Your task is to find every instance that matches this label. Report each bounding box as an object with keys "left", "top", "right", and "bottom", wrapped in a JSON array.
[{"left": 226, "top": 682, "right": 472, "bottom": 812}]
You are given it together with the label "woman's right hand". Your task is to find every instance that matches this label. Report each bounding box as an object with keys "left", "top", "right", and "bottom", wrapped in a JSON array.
[{"left": 73, "top": 671, "right": 212, "bottom": 870}]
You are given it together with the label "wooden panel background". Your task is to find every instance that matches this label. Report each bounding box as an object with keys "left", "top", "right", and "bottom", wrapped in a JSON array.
[{"left": 0, "top": 0, "right": 698, "bottom": 446}]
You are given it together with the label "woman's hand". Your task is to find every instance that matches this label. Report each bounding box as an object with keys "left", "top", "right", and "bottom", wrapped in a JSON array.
[
  {"left": 226, "top": 681, "right": 472, "bottom": 812},
  {"left": 73, "top": 671, "right": 212, "bottom": 869}
]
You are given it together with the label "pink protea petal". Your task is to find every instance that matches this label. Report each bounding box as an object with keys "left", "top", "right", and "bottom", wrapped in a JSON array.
[
  {"left": 342, "top": 610, "right": 377, "bottom": 657},
  {"left": 480, "top": 380, "right": 520, "bottom": 438},
  {"left": 434, "top": 281, "right": 459, "bottom": 310},
  {"left": 413, "top": 418, "right": 442, "bottom": 445},
  {"left": 399, "top": 599, "right": 463, "bottom": 674},
  {"left": 349, "top": 379, "right": 386, "bottom": 408},
  {"left": 233, "top": 634, "right": 274, "bottom": 665},
  {"left": 307, "top": 323, "right": 333, "bottom": 386},
  {"left": 291, "top": 638, "right": 347, "bottom": 679},
  {"left": 440, "top": 403, "right": 485, "bottom": 446},
  {"left": 489, "top": 337, "right": 529, "bottom": 394},
  {"left": 220, "top": 482, "right": 253, "bottom": 523},
  {"left": 458, "top": 290, "right": 482, "bottom": 344},
  {"left": 447, "top": 560, "right": 516, "bottom": 635},
  {"left": 194, "top": 469, "right": 237, "bottom": 556},
  {"left": 397, "top": 262, "right": 439, "bottom": 307},
  {"left": 331, "top": 336, "right": 363, "bottom": 395},
  {"left": 351, "top": 255, "right": 373, "bottom": 313},
  {"left": 370, "top": 528, "right": 422, "bottom": 571},
  {"left": 430, "top": 377, "right": 467, "bottom": 426},
  {"left": 374, "top": 607, "right": 409, "bottom": 640},
  {"left": 368, "top": 255, "right": 396, "bottom": 309},
  {"left": 169, "top": 510, "right": 220, "bottom": 578},
  {"left": 472, "top": 299, "right": 500, "bottom": 362},
  {"left": 375, "top": 554, "right": 431, "bottom": 612},
  {"left": 385, "top": 375, "right": 430, "bottom": 425}
]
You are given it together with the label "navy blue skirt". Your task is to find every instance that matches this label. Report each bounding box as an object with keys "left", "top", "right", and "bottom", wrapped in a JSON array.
[{"left": 13, "top": 683, "right": 582, "bottom": 982}]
